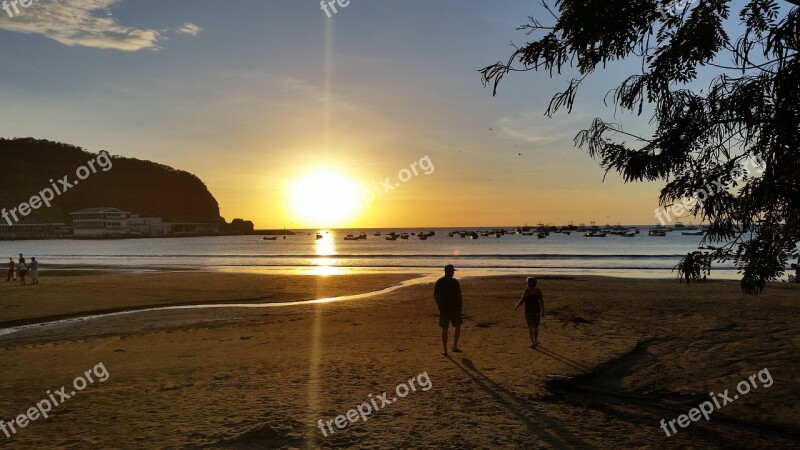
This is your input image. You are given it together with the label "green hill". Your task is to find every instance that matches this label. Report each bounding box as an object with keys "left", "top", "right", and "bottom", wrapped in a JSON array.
[{"left": 0, "top": 138, "right": 225, "bottom": 225}]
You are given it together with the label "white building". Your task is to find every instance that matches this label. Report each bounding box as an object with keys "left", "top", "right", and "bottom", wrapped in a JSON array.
[
  {"left": 70, "top": 207, "right": 130, "bottom": 236},
  {"left": 128, "top": 215, "right": 171, "bottom": 236}
]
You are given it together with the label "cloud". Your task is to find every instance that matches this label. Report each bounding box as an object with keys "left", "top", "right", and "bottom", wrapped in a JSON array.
[
  {"left": 0, "top": 0, "right": 197, "bottom": 51},
  {"left": 176, "top": 22, "right": 201, "bottom": 37}
]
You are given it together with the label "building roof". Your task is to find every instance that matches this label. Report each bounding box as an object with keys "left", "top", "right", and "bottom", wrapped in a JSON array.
[{"left": 69, "top": 207, "right": 131, "bottom": 215}]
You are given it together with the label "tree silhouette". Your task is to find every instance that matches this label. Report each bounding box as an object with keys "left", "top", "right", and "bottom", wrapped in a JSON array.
[{"left": 482, "top": 0, "right": 799, "bottom": 293}]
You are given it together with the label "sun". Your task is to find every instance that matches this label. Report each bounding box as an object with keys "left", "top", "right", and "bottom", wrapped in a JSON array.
[{"left": 289, "top": 168, "right": 362, "bottom": 227}]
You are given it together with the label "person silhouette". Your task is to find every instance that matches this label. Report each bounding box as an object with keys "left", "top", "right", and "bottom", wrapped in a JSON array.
[
  {"left": 515, "top": 277, "right": 545, "bottom": 349},
  {"left": 434, "top": 264, "right": 463, "bottom": 356},
  {"left": 6, "top": 258, "right": 14, "bottom": 282}
]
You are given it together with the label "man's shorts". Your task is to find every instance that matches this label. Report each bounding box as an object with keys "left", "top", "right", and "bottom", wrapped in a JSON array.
[
  {"left": 439, "top": 311, "right": 463, "bottom": 328},
  {"left": 525, "top": 313, "right": 541, "bottom": 326}
]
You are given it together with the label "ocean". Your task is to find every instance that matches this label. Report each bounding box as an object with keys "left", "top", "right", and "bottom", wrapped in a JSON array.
[{"left": 0, "top": 227, "right": 770, "bottom": 280}]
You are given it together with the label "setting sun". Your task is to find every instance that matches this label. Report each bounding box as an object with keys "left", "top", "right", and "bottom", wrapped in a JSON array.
[{"left": 288, "top": 168, "right": 362, "bottom": 227}]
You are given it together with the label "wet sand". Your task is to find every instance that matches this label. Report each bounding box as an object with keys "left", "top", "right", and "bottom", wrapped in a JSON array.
[{"left": 0, "top": 273, "right": 799, "bottom": 449}]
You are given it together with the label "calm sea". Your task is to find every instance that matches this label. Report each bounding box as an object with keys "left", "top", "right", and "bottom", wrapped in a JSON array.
[{"left": 0, "top": 227, "right": 767, "bottom": 280}]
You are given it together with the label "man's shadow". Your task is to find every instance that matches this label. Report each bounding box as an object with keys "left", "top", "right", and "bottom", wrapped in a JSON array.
[{"left": 447, "top": 355, "right": 595, "bottom": 449}]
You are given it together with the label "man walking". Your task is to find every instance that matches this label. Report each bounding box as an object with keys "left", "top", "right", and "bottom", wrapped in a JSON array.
[{"left": 434, "top": 264, "right": 463, "bottom": 356}]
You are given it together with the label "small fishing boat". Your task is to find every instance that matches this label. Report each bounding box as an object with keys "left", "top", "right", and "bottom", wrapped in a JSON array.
[
  {"left": 315, "top": 234, "right": 323, "bottom": 239},
  {"left": 344, "top": 234, "right": 359, "bottom": 241},
  {"left": 537, "top": 233, "right": 547, "bottom": 239},
  {"left": 263, "top": 236, "right": 278, "bottom": 240}
]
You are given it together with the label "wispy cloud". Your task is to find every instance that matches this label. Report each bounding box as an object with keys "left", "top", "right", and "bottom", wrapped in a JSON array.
[
  {"left": 0, "top": 0, "right": 198, "bottom": 51},
  {"left": 176, "top": 22, "right": 201, "bottom": 37}
]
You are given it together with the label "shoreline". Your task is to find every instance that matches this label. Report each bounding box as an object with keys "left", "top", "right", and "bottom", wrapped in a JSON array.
[
  {"left": 10, "top": 263, "right": 766, "bottom": 281},
  {"left": 3, "top": 271, "right": 795, "bottom": 343}
]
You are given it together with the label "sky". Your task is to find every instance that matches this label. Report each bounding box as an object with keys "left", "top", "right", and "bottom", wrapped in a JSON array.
[{"left": 0, "top": 0, "right": 729, "bottom": 228}]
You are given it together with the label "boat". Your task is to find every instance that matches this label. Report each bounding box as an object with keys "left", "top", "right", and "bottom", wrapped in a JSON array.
[
  {"left": 682, "top": 231, "right": 704, "bottom": 236},
  {"left": 418, "top": 235, "right": 428, "bottom": 240},
  {"left": 562, "top": 231, "right": 571, "bottom": 235},
  {"left": 358, "top": 233, "right": 367, "bottom": 239},
  {"left": 623, "top": 231, "right": 636, "bottom": 237},
  {"left": 585, "top": 231, "right": 607, "bottom": 237},
  {"left": 373, "top": 232, "right": 381, "bottom": 236},
  {"left": 263, "top": 236, "right": 278, "bottom": 240},
  {"left": 344, "top": 234, "right": 359, "bottom": 241},
  {"left": 521, "top": 232, "right": 534, "bottom": 236},
  {"left": 315, "top": 234, "right": 323, "bottom": 239},
  {"left": 385, "top": 235, "right": 398, "bottom": 241},
  {"left": 649, "top": 229, "right": 667, "bottom": 236},
  {"left": 400, "top": 234, "right": 410, "bottom": 240},
  {"left": 537, "top": 233, "right": 547, "bottom": 239}
]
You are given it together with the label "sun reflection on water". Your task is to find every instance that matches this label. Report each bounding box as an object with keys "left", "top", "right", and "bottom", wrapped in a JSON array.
[{"left": 311, "top": 231, "right": 347, "bottom": 275}]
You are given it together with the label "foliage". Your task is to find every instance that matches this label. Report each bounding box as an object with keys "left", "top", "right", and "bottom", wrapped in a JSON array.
[{"left": 481, "top": 0, "right": 800, "bottom": 293}]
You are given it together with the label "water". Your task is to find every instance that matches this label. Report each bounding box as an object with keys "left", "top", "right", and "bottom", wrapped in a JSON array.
[{"left": 0, "top": 227, "right": 755, "bottom": 279}]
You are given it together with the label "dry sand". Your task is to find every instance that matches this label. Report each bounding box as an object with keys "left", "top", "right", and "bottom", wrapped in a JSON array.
[{"left": 0, "top": 273, "right": 799, "bottom": 449}]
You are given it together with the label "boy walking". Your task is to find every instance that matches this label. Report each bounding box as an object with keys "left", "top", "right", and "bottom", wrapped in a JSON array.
[{"left": 515, "top": 277, "right": 545, "bottom": 348}]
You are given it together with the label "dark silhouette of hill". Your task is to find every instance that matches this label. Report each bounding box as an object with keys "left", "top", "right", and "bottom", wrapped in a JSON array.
[{"left": 0, "top": 138, "right": 225, "bottom": 225}]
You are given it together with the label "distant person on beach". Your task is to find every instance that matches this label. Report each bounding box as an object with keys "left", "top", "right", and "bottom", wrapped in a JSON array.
[
  {"left": 515, "top": 277, "right": 544, "bottom": 349},
  {"left": 434, "top": 264, "right": 463, "bottom": 356},
  {"left": 30, "top": 257, "right": 39, "bottom": 285},
  {"left": 6, "top": 258, "right": 14, "bottom": 282},
  {"left": 17, "top": 260, "right": 28, "bottom": 285},
  {"left": 794, "top": 257, "right": 800, "bottom": 283}
]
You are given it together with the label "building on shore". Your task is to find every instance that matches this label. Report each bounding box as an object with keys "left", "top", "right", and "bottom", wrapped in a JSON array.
[
  {"left": 0, "top": 218, "right": 68, "bottom": 240},
  {"left": 69, "top": 207, "right": 218, "bottom": 237},
  {"left": 128, "top": 215, "right": 171, "bottom": 236},
  {"left": 169, "top": 222, "right": 219, "bottom": 235},
  {"left": 70, "top": 207, "right": 131, "bottom": 237}
]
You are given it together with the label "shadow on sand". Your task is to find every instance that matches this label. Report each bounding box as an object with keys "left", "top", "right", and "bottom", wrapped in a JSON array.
[
  {"left": 534, "top": 344, "right": 593, "bottom": 372},
  {"left": 447, "top": 355, "right": 596, "bottom": 449}
]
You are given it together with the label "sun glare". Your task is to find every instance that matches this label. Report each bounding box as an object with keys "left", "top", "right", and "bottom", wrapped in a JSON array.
[{"left": 289, "top": 168, "right": 362, "bottom": 227}]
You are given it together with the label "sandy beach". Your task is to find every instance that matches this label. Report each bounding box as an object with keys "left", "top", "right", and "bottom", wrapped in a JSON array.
[{"left": 1, "top": 273, "right": 799, "bottom": 449}]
